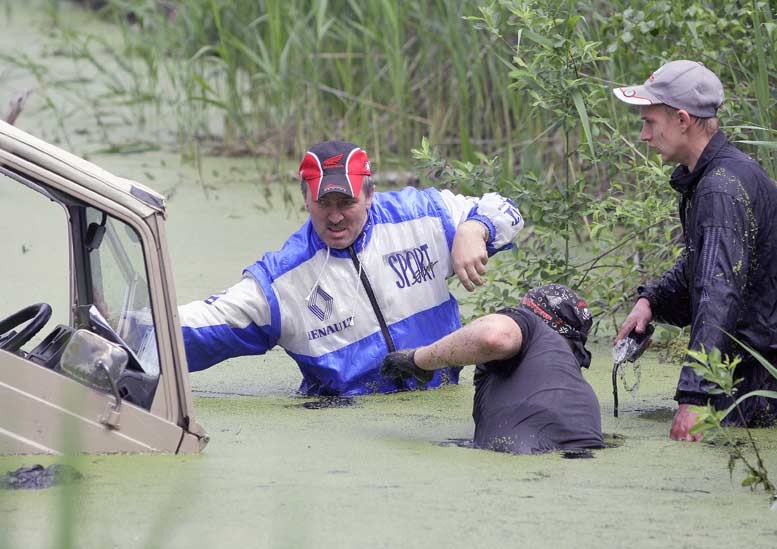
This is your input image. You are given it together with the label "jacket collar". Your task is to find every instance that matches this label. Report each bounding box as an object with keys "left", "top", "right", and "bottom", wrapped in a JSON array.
[{"left": 669, "top": 130, "right": 728, "bottom": 194}]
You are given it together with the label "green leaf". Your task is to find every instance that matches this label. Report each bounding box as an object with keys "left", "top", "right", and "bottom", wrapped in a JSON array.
[
  {"left": 572, "top": 91, "right": 596, "bottom": 162},
  {"left": 725, "top": 332, "right": 777, "bottom": 380},
  {"left": 520, "top": 28, "right": 556, "bottom": 49},
  {"left": 731, "top": 390, "right": 777, "bottom": 409}
]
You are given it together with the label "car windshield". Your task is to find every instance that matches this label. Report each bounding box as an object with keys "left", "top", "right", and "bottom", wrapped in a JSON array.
[{"left": 86, "top": 207, "right": 160, "bottom": 377}]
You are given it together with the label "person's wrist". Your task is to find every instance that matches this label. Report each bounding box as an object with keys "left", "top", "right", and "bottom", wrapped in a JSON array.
[
  {"left": 474, "top": 220, "right": 489, "bottom": 241},
  {"left": 463, "top": 219, "right": 489, "bottom": 242},
  {"left": 409, "top": 348, "right": 435, "bottom": 385},
  {"left": 674, "top": 390, "right": 708, "bottom": 406},
  {"left": 635, "top": 297, "right": 653, "bottom": 316},
  {"left": 411, "top": 347, "right": 426, "bottom": 369}
]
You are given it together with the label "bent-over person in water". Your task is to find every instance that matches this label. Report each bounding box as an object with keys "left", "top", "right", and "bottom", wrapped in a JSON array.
[{"left": 380, "top": 284, "right": 604, "bottom": 454}]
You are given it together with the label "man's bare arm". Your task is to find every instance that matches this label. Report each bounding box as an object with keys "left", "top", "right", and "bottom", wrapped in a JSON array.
[{"left": 414, "top": 313, "right": 522, "bottom": 370}]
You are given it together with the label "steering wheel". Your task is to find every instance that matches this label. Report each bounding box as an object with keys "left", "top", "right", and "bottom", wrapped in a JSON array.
[{"left": 0, "top": 303, "right": 53, "bottom": 353}]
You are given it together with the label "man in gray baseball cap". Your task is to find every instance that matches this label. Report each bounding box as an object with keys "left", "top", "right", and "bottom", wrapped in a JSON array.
[
  {"left": 612, "top": 59, "right": 724, "bottom": 117},
  {"left": 612, "top": 60, "right": 777, "bottom": 442}
]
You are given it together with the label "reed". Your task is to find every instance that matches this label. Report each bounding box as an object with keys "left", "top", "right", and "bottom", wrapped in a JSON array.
[
  {"left": 9, "top": 0, "right": 777, "bottom": 325},
  {"left": 56, "top": 1, "right": 775, "bottom": 171}
]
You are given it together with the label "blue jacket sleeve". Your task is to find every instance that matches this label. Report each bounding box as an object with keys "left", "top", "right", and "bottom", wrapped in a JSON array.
[{"left": 179, "top": 276, "right": 277, "bottom": 372}]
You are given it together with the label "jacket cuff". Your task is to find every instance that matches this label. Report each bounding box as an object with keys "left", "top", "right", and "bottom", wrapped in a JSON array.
[
  {"left": 636, "top": 286, "right": 655, "bottom": 305},
  {"left": 465, "top": 214, "right": 494, "bottom": 246},
  {"left": 674, "top": 390, "right": 709, "bottom": 406}
]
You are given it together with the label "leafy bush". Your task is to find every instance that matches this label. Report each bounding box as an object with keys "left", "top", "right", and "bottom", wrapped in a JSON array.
[
  {"left": 20, "top": 0, "right": 777, "bottom": 330},
  {"left": 687, "top": 341, "right": 777, "bottom": 501},
  {"left": 442, "top": 0, "right": 777, "bottom": 332}
]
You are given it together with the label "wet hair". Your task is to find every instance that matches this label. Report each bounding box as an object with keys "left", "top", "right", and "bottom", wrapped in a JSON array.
[
  {"left": 660, "top": 104, "right": 719, "bottom": 135},
  {"left": 694, "top": 116, "right": 720, "bottom": 134}
]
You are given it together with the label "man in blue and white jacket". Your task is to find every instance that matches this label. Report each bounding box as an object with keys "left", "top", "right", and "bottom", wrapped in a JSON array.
[{"left": 179, "top": 140, "right": 524, "bottom": 396}]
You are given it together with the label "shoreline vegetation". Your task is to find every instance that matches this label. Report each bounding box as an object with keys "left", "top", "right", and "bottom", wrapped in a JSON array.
[{"left": 32, "top": 0, "right": 775, "bottom": 335}]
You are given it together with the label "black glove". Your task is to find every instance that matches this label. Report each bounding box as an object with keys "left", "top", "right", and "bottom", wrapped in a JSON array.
[{"left": 380, "top": 349, "right": 435, "bottom": 385}]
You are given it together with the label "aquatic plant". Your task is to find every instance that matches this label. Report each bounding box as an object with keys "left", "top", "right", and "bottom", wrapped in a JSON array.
[{"left": 687, "top": 342, "right": 777, "bottom": 505}]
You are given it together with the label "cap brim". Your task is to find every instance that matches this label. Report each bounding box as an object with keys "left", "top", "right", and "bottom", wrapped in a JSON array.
[
  {"left": 612, "top": 85, "right": 662, "bottom": 106},
  {"left": 317, "top": 173, "right": 363, "bottom": 199}
]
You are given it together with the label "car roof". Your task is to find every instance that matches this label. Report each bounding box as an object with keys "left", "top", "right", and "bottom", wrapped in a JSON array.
[{"left": 0, "top": 120, "right": 166, "bottom": 217}]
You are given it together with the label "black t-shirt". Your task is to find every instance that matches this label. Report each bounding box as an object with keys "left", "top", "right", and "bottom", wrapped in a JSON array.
[{"left": 472, "top": 307, "right": 603, "bottom": 454}]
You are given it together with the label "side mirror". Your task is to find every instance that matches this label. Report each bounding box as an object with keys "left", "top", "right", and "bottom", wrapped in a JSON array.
[{"left": 60, "top": 329, "right": 128, "bottom": 393}]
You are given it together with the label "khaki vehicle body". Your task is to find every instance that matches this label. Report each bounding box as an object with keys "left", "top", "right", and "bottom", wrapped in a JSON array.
[{"left": 0, "top": 120, "right": 208, "bottom": 454}]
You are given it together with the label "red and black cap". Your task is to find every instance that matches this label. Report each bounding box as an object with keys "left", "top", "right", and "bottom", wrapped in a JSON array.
[{"left": 299, "top": 141, "right": 371, "bottom": 200}]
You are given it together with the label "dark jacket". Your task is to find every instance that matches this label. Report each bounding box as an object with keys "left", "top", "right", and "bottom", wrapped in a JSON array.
[{"left": 638, "top": 131, "right": 777, "bottom": 404}]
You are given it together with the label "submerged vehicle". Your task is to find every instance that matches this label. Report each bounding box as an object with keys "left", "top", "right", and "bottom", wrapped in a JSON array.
[{"left": 0, "top": 120, "right": 208, "bottom": 454}]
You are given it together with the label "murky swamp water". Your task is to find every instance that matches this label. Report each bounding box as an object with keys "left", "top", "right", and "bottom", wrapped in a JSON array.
[{"left": 0, "top": 2, "right": 776, "bottom": 548}]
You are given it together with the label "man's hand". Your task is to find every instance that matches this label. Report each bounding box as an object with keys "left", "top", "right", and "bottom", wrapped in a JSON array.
[
  {"left": 669, "top": 404, "right": 703, "bottom": 441},
  {"left": 451, "top": 220, "right": 489, "bottom": 292},
  {"left": 615, "top": 297, "right": 654, "bottom": 343},
  {"left": 380, "top": 349, "right": 434, "bottom": 384}
]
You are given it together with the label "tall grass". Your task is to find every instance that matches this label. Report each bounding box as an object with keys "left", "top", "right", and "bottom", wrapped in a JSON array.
[
  {"left": 47, "top": 1, "right": 522, "bottom": 169},
  {"left": 8, "top": 0, "right": 777, "bottom": 324},
  {"left": 43, "top": 1, "right": 777, "bottom": 172}
]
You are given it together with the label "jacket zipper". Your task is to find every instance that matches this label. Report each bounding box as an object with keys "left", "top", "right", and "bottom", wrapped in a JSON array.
[{"left": 348, "top": 245, "right": 396, "bottom": 353}]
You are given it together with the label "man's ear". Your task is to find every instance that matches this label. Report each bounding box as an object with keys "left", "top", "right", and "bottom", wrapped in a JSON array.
[
  {"left": 363, "top": 185, "right": 375, "bottom": 207},
  {"left": 677, "top": 109, "right": 693, "bottom": 131}
]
